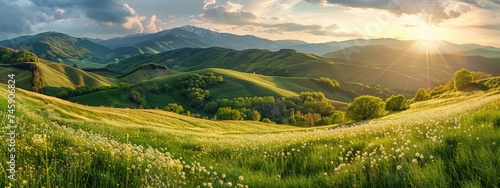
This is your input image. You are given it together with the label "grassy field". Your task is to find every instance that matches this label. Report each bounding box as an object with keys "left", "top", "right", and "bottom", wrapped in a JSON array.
[
  {"left": 68, "top": 68, "right": 364, "bottom": 111},
  {"left": 0, "top": 82, "right": 499, "bottom": 187}
]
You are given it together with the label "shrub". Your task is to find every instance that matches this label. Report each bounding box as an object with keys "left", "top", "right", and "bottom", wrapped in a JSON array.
[
  {"left": 346, "top": 95, "right": 387, "bottom": 121},
  {"left": 163, "top": 103, "right": 184, "bottom": 114},
  {"left": 261, "top": 118, "right": 274, "bottom": 124},
  {"left": 413, "top": 88, "right": 431, "bottom": 102},
  {"left": 204, "top": 102, "right": 219, "bottom": 113},
  {"left": 454, "top": 68, "right": 474, "bottom": 91},
  {"left": 385, "top": 94, "right": 410, "bottom": 111},
  {"left": 216, "top": 107, "right": 242, "bottom": 120}
]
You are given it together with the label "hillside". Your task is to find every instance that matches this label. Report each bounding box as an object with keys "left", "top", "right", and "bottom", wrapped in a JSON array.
[
  {"left": 456, "top": 48, "right": 500, "bottom": 58},
  {"left": 0, "top": 32, "right": 114, "bottom": 65},
  {"left": 99, "top": 25, "right": 281, "bottom": 50},
  {"left": 0, "top": 59, "right": 118, "bottom": 95},
  {"left": 106, "top": 47, "right": 489, "bottom": 90},
  {"left": 69, "top": 68, "right": 391, "bottom": 110},
  {"left": 324, "top": 45, "right": 500, "bottom": 84},
  {"left": 1, "top": 79, "right": 499, "bottom": 187},
  {"left": 117, "top": 63, "right": 178, "bottom": 84}
]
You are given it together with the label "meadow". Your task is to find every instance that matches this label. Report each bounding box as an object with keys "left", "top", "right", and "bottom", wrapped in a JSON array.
[{"left": 0, "top": 84, "right": 499, "bottom": 187}]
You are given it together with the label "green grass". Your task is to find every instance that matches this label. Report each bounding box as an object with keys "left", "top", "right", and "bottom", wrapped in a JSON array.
[
  {"left": 0, "top": 66, "right": 33, "bottom": 90},
  {"left": 0, "top": 83, "right": 499, "bottom": 187},
  {"left": 106, "top": 47, "right": 470, "bottom": 90},
  {"left": 68, "top": 68, "right": 361, "bottom": 111}
]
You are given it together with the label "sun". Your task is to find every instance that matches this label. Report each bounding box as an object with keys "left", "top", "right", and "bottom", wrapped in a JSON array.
[{"left": 420, "top": 24, "right": 436, "bottom": 41}]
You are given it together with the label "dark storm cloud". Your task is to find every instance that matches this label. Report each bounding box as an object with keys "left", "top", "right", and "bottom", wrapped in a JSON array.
[
  {"left": 0, "top": 0, "right": 50, "bottom": 34},
  {"left": 304, "top": 0, "right": 472, "bottom": 23},
  {"left": 30, "top": 0, "right": 133, "bottom": 24}
]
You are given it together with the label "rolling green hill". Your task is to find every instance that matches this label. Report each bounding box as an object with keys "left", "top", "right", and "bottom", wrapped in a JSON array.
[
  {"left": 0, "top": 32, "right": 114, "bottom": 65},
  {"left": 323, "top": 45, "right": 500, "bottom": 86},
  {"left": 106, "top": 47, "right": 465, "bottom": 90},
  {"left": 0, "top": 77, "right": 499, "bottom": 187},
  {"left": 68, "top": 68, "right": 396, "bottom": 114},
  {"left": 0, "top": 58, "right": 118, "bottom": 95},
  {"left": 117, "top": 63, "right": 178, "bottom": 84}
]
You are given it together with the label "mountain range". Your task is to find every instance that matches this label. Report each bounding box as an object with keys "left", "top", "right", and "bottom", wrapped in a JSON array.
[{"left": 1, "top": 25, "right": 499, "bottom": 66}]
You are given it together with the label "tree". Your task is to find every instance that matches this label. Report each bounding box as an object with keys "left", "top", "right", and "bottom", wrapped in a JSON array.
[
  {"left": 454, "top": 68, "right": 474, "bottom": 91},
  {"left": 385, "top": 94, "right": 410, "bottom": 111},
  {"left": 203, "top": 102, "right": 219, "bottom": 113},
  {"left": 55, "top": 91, "right": 69, "bottom": 99},
  {"left": 216, "top": 107, "right": 242, "bottom": 120},
  {"left": 251, "top": 110, "right": 261, "bottom": 121},
  {"left": 346, "top": 95, "right": 387, "bottom": 121},
  {"left": 413, "top": 88, "right": 430, "bottom": 102},
  {"left": 163, "top": 103, "right": 184, "bottom": 114}
]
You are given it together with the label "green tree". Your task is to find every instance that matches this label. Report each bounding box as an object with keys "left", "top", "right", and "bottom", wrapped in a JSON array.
[
  {"left": 413, "top": 88, "right": 431, "bottom": 102},
  {"left": 55, "top": 91, "right": 69, "bottom": 99},
  {"left": 385, "top": 94, "right": 410, "bottom": 111},
  {"left": 163, "top": 103, "right": 184, "bottom": 114},
  {"left": 203, "top": 102, "right": 219, "bottom": 113},
  {"left": 251, "top": 110, "right": 261, "bottom": 121},
  {"left": 346, "top": 95, "right": 387, "bottom": 121},
  {"left": 216, "top": 107, "right": 242, "bottom": 120},
  {"left": 454, "top": 68, "right": 474, "bottom": 91}
]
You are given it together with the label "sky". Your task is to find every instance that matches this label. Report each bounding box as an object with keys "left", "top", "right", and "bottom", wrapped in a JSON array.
[{"left": 1, "top": 0, "right": 500, "bottom": 47}]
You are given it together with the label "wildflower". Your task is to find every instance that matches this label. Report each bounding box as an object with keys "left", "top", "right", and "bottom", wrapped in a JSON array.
[
  {"left": 221, "top": 174, "right": 226, "bottom": 178},
  {"left": 412, "top": 159, "right": 418, "bottom": 164},
  {"left": 227, "top": 182, "right": 233, "bottom": 187},
  {"left": 238, "top": 176, "right": 244, "bottom": 181}
]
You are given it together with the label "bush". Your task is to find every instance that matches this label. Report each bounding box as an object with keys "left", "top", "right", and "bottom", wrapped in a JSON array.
[
  {"left": 216, "top": 107, "right": 242, "bottom": 120},
  {"left": 454, "top": 68, "right": 474, "bottom": 91},
  {"left": 413, "top": 88, "right": 430, "bottom": 102},
  {"left": 385, "top": 94, "right": 410, "bottom": 111},
  {"left": 261, "top": 118, "right": 274, "bottom": 124},
  {"left": 203, "top": 102, "right": 219, "bottom": 113},
  {"left": 163, "top": 103, "right": 184, "bottom": 114},
  {"left": 55, "top": 91, "right": 69, "bottom": 99},
  {"left": 346, "top": 95, "right": 387, "bottom": 121},
  {"left": 316, "top": 77, "right": 340, "bottom": 89}
]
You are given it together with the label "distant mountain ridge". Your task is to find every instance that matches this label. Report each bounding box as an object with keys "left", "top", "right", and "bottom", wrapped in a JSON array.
[
  {"left": 1, "top": 25, "right": 499, "bottom": 66},
  {"left": 0, "top": 32, "right": 114, "bottom": 64}
]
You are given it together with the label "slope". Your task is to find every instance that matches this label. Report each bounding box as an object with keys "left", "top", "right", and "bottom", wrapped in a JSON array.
[
  {"left": 67, "top": 68, "right": 397, "bottom": 114},
  {"left": 0, "top": 31, "right": 114, "bottom": 65},
  {"left": 100, "top": 25, "right": 281, "bottom": 51},
  {"left": 107, "top": 47, "right": 462, "bottom": 90},
  {"left": 0, "top": 79, "right": 499, "bottom": 187},
  {"left": 324, "top": 45, "right": 500, "bottom": 85},
  {"left": 0, "top": 59, "right": 118, "bottom": 95}
]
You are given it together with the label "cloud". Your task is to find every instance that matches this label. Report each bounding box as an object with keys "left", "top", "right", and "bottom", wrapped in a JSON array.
[
  {"left": 0, "top": 0, "right": 51, "bottom": 34},
  {"left": 203, "top": 0, "right": 217, "bottom": 10},
  {"left": 403, "top": 24, "right": 419, "bottom": 28},
  {"left": 304, "top": 0, "right": 472, "bottom": 23},
  {"left": 199, "top": 1, "right": 359, "bottom": 37},
  {"left": 200, "top": 2, "right": 257, "bottom": 25},
  {"left": 144, "top": 15, "right": 163, "bottom": 33},
  {"left": 0, "top": 0, "right": 163, "bottom": 35},
  {"left": 29, "top": 0, "right": 134, "bottom": 24},
  {"left": 470, "top": 24, "right": 500, "bottom": 30}
]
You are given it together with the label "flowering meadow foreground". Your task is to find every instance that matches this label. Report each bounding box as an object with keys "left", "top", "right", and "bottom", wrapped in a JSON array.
[{"left": 0, "top": 85, "right": 499, "bottom": 187}]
